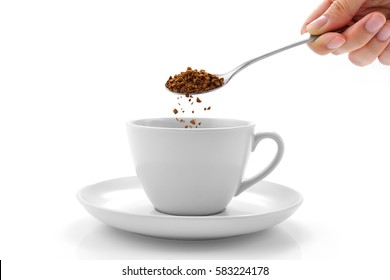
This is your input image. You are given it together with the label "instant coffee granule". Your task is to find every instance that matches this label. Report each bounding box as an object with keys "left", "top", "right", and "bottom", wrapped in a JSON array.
[
  {"left": 172, "top": 94, "right": 210, "bottom": 128},
  {"left": 166, "top": 67, "right": 224, "bottom": 94}
]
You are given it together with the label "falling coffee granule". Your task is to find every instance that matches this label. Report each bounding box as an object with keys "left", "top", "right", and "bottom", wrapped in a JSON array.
[
  {"left": 166, "top": 67, "right": 224, "bottom": 94},
  {"left": 172, "top": 90, "right": 211, "bottom": 128}
]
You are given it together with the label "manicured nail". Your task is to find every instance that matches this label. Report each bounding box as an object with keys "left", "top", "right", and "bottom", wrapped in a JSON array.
[
  {"left": 306, "top": 16, "right": 328, "bottom": 32},
  {"left": 365, "top": 14, "right": 386, "bottom": 33},
  {"left": 377, "top": 25, "right": 390, "bottom": 42},
  {"left": 326, "top": 37, "right": 345, "bottom": 49}
]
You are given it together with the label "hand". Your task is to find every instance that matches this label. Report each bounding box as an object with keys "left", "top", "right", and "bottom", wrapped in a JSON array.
[{"left": 302, "top": 0, "right": 390, "bottom": 66}]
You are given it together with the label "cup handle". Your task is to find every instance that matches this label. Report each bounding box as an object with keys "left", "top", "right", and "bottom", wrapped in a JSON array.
[{"left": 235, "top": 132, "right": 284, "bottom": 196}]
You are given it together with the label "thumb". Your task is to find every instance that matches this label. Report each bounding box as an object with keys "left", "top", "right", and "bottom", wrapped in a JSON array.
[{"left": 306, "top": 0, "right": 366, "bottom": 35}]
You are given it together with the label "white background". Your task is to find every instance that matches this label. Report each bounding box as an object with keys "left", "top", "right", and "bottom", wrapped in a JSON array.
[{"left": 1, "top": 0, "right": 389, "bottom": 279}]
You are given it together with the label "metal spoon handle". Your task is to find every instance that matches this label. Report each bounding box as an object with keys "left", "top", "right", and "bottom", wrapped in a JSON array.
[{"left": 223, "top": 34, "right": 318, "bottom": 83}]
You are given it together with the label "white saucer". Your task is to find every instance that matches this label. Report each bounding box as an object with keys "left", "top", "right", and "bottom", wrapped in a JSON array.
[{"left": 77, "top": 177, "right": 303, "bottom": 240}]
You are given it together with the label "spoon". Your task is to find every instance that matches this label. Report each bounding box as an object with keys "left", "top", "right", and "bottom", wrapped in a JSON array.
[{"left": 166, "top": 33, "right": 324, "bottom": 95}]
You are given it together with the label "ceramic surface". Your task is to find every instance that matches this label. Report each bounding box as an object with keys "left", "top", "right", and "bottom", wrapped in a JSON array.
[
  {"left": 126, "top": 118, "right": 284, "bottom": 215},
  {"left": 77, "top": 177, "right": 303, "bottom": 240}
]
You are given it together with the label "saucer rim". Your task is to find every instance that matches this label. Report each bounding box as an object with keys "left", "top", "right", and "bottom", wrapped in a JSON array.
[{"left": 77, "top": 176, "right": 303, "bottom": 219}]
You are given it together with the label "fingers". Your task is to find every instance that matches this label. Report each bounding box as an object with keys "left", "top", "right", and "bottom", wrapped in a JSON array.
[
  {"left": 302, "top": 0, "right": 390, "bottom": 66},
  {"left": 307, "top": 32, "right": 346, "bottom": 55},
  {"left": 307, "top": 13, "right": 389, "bottom": 66},
  {"left": 302, "top": 0, "right": 367, "bottom": 35},
  {"left": 378, "top": 45, "right": 390, "bottom": 65},
  {"left": 332, "top": 13, "right": 386, "bottom": 55},
  {"left": 301, "top": 0, "right": 334, "bottom": 34},
  {"left": 378, "top": 23, "right": 390, "bottom": 65},
  {"left": 348, "top": 21, "right": 390, "bottom": 66}
]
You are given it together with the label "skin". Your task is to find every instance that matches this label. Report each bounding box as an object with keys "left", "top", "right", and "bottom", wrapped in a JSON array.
[{"left": 301, "top": 0, "right": 390, "bottom": 66}]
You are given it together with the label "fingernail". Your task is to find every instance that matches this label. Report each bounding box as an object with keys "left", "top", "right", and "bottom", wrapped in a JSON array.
[
  {"left": 326, "top": 37, "right": 346, "bottom": 49},
  {"left": 307, "top": 16, "right": 328, "bottom": 32},
  {"left": 365, "top": 14, "right": 386, "bottom": 33},
  {"left": 377, "top": 25, "right": 390, "bottom": 42}
]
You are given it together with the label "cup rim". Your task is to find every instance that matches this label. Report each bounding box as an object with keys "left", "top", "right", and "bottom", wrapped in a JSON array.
[{"left": 126, "top": 117, "right": 255, "bottom": 131}]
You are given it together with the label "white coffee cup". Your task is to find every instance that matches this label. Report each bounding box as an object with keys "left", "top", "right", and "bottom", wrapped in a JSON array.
[{"left": 126, "top": 118, "right": 284, "bottom": 216}]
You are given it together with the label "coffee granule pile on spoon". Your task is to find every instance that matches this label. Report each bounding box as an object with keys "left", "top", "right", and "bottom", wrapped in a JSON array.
[{"left": 166, "top": 67, "right": 224, "bottom": 94}]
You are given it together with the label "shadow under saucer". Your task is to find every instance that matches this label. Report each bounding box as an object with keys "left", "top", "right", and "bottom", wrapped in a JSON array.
[{"left": 66, "top": 218, "right": 302, "bottom": 260}]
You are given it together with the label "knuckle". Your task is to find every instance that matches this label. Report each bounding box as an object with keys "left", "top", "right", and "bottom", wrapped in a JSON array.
[{"left": 326, "top": 0, "right": 355, "bottom": 18}]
